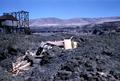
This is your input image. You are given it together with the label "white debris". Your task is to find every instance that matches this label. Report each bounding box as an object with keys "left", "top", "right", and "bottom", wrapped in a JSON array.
[
  {"left": 46, "top": 41, "right": 64, "bottom": 46},
  {"left": 25, "top": 50, "right": 37, "bottom": 56},
  {"left": 12, "top": 59, "right": 31, "bottom": 75},
  {"left": 97, "top": 72, "right": 107, "bottom": 77}
]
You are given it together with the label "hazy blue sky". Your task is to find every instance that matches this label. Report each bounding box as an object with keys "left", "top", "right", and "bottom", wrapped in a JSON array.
[{"left": 0, "top": 0, "right": 120, "bottom": 19}]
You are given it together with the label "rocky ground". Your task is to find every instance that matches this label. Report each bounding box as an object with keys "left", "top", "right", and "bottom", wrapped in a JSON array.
[{"left": 0, "top": 32, "right": 120, "bottom": 81}]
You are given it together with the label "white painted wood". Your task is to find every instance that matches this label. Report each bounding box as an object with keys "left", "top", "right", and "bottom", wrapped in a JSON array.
[
  {"left": 72, "top": 41, "right": 78, "bottom": 49},
  {"left": 64, "top": 39, "right": 72, "bottom": 49},
  {"left": 2, "top": 20, "right": 17, "bottom": 26}
]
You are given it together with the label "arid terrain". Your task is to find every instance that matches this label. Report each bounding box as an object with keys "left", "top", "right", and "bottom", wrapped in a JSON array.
[
  {"left": 1, "top": 0, "right": 120, "bottom": 80},
  {"left": 0, "top": 31, "right": 120, "bottom": 81},
  {"left": 30, "top": 17, "right": 120, "bottom": 27}
]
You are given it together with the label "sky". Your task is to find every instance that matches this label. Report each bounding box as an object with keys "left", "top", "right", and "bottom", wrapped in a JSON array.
[{"left": 0, "top": 0, "right": 120, "bottom": 19}]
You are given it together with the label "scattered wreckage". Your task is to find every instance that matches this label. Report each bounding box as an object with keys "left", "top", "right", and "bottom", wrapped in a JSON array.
[{"left": 11, "top": 37, "right": 78, "bottom": 75}]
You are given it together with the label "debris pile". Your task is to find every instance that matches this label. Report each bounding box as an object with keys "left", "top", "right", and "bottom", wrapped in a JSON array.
[
  {"left": 12, "top": 57, "right": 31, "bottom": 75},
  {"left": 11, "top": 40, "right": 54, "bottom": 75},
  {"left": 45, "top": 36, "right": 78, "bottom": 50},
  {"left": 11, "top": 37, "right": 78, "bottom": 75}
]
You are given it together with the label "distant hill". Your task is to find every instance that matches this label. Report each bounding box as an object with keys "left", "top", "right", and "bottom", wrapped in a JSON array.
[{"left": 29, "top": 17, "right": 120, "bottom": 27}]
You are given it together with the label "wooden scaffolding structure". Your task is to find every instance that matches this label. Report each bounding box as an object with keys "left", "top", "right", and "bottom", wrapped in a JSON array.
[{"left": 3, "top": 10, "right": 30, "bottom": 33}]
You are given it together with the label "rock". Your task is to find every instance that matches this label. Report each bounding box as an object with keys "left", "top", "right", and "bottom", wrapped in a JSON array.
[
  {"left": 0, "top": 52, "right": 6, "bottom": 61},
  {"left": 7, "top": 46, "right": 18, "bottom": 55},
  {"left": 56, "top": 70, "right": 72, "bottom": 80},
  {"left": 0, "top": 66, "right": 12, "bottom": 81},
  {"left": 102, "top": 50, "right": 112, "bottom": 56},
  {"left": 40, "top": 52, "right": 51, "bottom": 66}
]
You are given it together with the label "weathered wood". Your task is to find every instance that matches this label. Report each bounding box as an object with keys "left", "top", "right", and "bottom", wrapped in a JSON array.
[{"left": 12, "top": 61, "right": 30, "bottom": 74}]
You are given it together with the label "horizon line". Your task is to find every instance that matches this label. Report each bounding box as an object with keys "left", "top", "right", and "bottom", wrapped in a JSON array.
[{"left": 30, "top": 16, "right": 120, "bottom": 20}]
